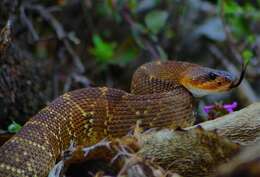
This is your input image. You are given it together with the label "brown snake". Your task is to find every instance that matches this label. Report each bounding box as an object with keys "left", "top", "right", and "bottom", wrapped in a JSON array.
[{"left": 0, "top": 60, "right": 243, "bottom": 177}]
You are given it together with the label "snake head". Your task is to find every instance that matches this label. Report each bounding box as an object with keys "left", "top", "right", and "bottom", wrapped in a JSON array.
[{"left": 180, "top": 67, "right": 237, "bottom": 97}]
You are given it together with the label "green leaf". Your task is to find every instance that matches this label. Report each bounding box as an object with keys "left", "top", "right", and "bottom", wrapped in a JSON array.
[
  {"left": 8, "top": 121, "right": 22, "bottom": 133},
  {"left": 227, "top": 16, "right": 250, "bottom": 39},
  {"left": 242, "top": 49, "right": 253, "bottom": 64},
  {"left": 145, "top": 10, "right": 168, "bottom": 34},
  {"left": 89, "top": 34, "right": 116, "bottom": 63},
  {"left": 223, "top": 1, "right": 243, "bottom": 15}
]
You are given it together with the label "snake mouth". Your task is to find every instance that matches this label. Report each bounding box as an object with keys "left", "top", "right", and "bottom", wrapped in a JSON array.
[
  {"left": 183, "top": 84, "right": 232, "bottom": 97},
  {"left": 180, "top": 66, "right": 240, "bottom": 97}
]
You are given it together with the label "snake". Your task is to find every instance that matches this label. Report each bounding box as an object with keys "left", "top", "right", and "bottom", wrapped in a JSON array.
[{"left": 0, "top": 60, "right": 244, "bottom": 177}]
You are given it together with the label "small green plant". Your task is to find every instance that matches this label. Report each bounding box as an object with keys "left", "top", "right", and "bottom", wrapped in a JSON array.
[
  {"left": 242, "top": 49, "right": 253, "bottom": 65},
  {"left": 8, "top": 121, "right": 22, "bottom": 133},
  {"left": 89, "top": 34, "right": 117, "bottom": 64},
  {"left": 89, "top": 34, "right": 139, "bottom": 68},
  {"left": 218, "top": 0, "right": 256, "bottom": 64}
]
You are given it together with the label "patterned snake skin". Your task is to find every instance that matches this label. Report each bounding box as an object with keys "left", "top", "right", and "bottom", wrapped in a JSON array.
[{"left": 0, "top": 60, "right": 235, "bottom": 177}]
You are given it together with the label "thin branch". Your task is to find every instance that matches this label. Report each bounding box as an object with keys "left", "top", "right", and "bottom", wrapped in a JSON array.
[
  {"left": 20, "top": 4, "right": 39, "bottom": 42},
  {"left": 25, "top": 4, "right": 85, "bottom": 74},
  {"left": 29, "top": 5, "right": 66, "bottom": 39},
  {"left": 120, "top": 7, "right": 161, "bottom": 60},
  {"left": 63, "top": 39, "right": 85, "bottom": 73}
]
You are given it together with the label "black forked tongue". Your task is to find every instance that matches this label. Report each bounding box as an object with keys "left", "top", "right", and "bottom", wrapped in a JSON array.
[{"left": 229, "top": 62, "right": 248, "bottom": 88}]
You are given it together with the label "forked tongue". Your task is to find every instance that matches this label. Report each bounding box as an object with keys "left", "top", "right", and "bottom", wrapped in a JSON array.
[{"left": 229, "top": 62, "right": 248, "bottom": 88}]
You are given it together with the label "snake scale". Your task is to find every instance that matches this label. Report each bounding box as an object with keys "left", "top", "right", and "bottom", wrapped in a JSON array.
[{"left": 0, "top": 60, "right": 240, "bottom": 177}]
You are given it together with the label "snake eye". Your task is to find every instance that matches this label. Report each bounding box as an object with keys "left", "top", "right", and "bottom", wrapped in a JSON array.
[{"left": 208, "top": 72, "right": 217, "bottom": 80}]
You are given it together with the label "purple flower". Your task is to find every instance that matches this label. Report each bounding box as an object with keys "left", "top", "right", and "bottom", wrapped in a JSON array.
[
  {"left": 203, "top": 105, "right": 215, "bottom": 113},
  {"left": 203, "top": 101, "right": 238, "bottom": 114},
  {"left": 223, "top": 102, "right": 238, "bottom": 113}
]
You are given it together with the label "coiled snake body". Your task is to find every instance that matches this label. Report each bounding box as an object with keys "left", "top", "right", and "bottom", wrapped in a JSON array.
[{"left": 0, "top": 61, "right": 238, "bottom": 177}]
